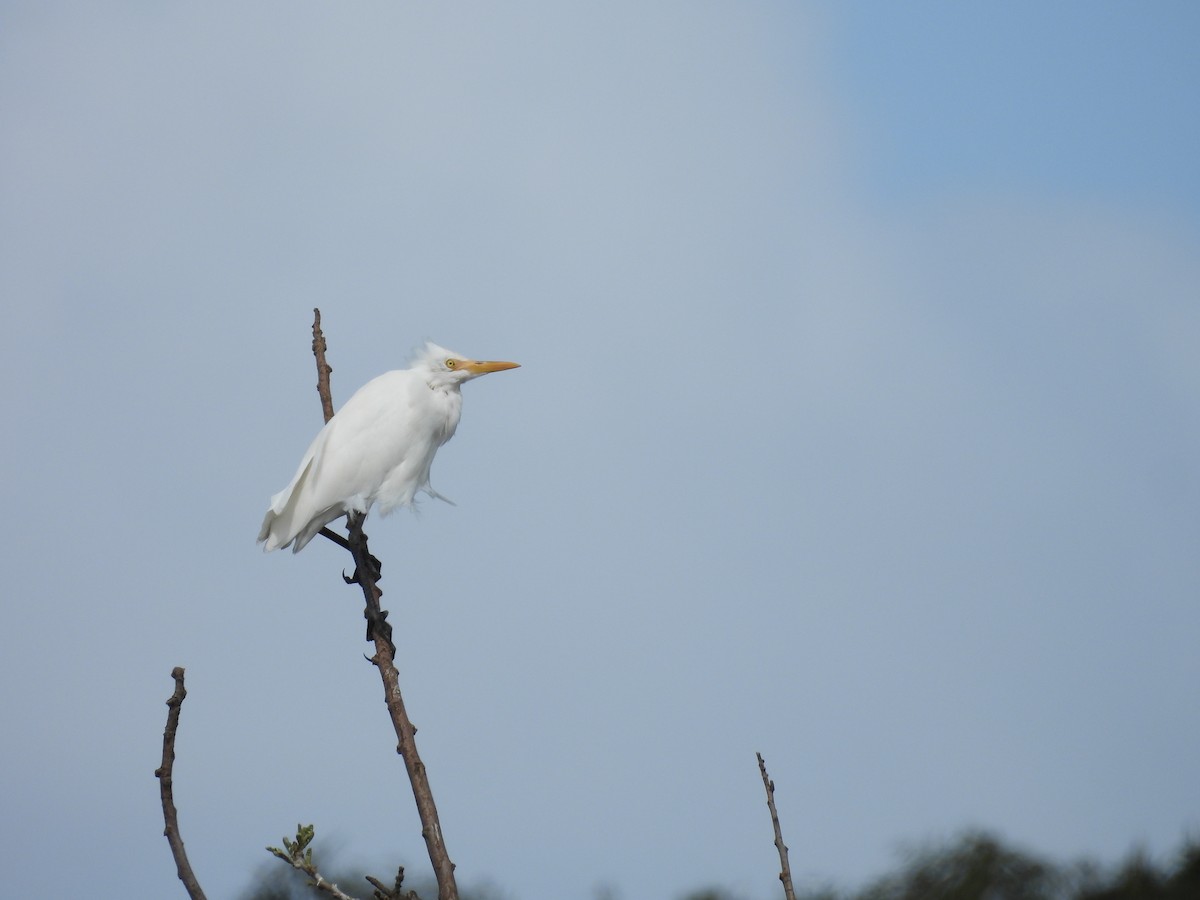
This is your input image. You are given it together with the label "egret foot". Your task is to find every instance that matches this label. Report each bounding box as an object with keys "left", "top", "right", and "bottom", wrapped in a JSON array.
[
  {"left": 342, "top": 553, "right": 383, "bottom": 586},
  {"left": 365, "top": 607, "right": 395, "bottom": 654}
]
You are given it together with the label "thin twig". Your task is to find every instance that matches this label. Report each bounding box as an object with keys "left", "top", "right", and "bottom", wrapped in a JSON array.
[
  {"left": 268, "top": 824, "right": 358, "bottom": 900},
  {"left": 757, "top": 752, "right": 798, "bottom": 900},
  {"left": 308, "top": 310, "right": 459, "bottom": 900},
  {"left": 155, "top": 667, "right": 208, "bottom": 900},
  {"left": 319, "top": 526, "right": 351, "bottom": 551},
  {"left": 366, "top": 865, "right": 421, "bottom": 900},
  {"left": 312, "top": 307, "right": 335, "bottom": 424}
]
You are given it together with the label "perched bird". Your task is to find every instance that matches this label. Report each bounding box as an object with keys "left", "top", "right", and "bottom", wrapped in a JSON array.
[{"left": 259, "top": 342, "right": 519, "bottom": 553}]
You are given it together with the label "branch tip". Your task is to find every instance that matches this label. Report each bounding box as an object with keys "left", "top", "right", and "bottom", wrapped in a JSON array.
[
  {"left": 757, "top": 753, "right": 797, "bottom": 900},
  {"left": 157, "top": 668, "right": 208, "bottom": 900}
]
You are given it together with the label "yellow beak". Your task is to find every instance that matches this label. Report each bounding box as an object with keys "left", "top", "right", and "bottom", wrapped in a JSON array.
[{"left": 462, "top": 359, "right": 520, "bottom": 375}]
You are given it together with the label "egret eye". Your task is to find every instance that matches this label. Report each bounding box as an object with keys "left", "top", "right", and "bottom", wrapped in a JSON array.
[{"left": 445, "top": 359, "right": 457, "bottom": 369}]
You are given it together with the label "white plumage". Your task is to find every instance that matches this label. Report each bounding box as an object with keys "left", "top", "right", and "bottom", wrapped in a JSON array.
[{"left": 258, "top": 342, "right": 519, "bottom": 553}]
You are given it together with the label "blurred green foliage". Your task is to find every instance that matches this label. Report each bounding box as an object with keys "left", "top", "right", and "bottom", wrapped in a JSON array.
[
  {"left": 683, "top": 830, "right": 1200, "bottom": 900},
  {"left": 241, "top": 829, "right": 1199, "bottom": 900}
]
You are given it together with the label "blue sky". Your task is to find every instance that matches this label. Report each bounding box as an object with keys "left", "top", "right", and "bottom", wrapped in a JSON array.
[
  {"left": 1, "top": 3, "right": 1197, "bottom": 899},
  {"left": 826, "top": 1, "right": 1200, "bottom": 215}
]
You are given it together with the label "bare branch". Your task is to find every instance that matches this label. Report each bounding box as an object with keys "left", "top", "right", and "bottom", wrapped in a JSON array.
[
  {"left": 757, "top": 752, "right": 798, "bottom": 900},
  {"left": 268, "top": 824, "right": 359, "bottom": 900},
  {"left": 155, "top": 667, "right": 209, "bottom": 900},
  {"left": 366, "top": 866, "right": 421, "bottom": 900},
  {"left": 347, "top": 514, "right": 457, "bottom": 899},
  {"left": 307, "top": 314, "right": 459, "bottom": 900},
  {"left": 312, "top": 308, "right": 335, "bottom": 423},
  {"left": 319, "top": 525, "right": 352, "bottom": 551}
]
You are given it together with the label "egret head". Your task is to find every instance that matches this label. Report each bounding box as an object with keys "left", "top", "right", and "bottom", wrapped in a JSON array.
[{"left": 418, "top": 342, "right": 520, "bottom": 386}]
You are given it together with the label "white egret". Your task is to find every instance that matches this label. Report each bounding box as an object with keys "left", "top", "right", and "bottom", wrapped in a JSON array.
[{"left": 259, "top": 342, "right": 519, "bottom": 553}]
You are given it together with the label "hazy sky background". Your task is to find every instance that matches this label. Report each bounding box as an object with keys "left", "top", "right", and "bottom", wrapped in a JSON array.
[{"left": 2, "top": 3, "right": 1198, "bottom": 899}]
